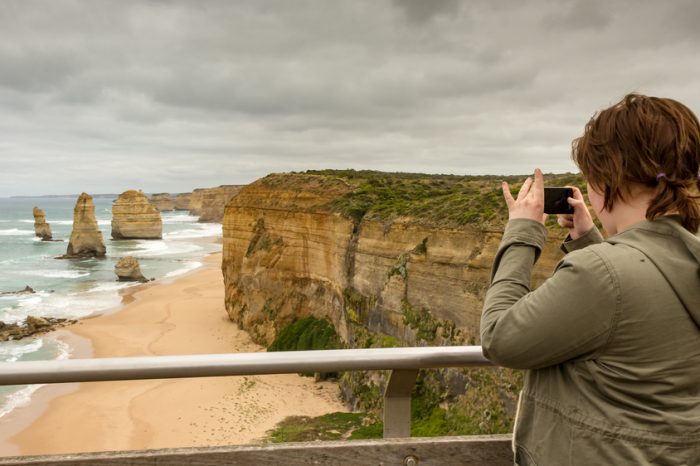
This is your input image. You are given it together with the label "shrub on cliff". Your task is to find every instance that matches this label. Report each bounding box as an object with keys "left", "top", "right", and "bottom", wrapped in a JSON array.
[{"left": 268, "top": 317, "right": 341, "bottom": 352}]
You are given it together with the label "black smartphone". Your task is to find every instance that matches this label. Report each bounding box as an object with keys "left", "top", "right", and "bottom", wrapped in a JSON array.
[{"left": 544, "top": 187, "right": 574, "bottom": 214}]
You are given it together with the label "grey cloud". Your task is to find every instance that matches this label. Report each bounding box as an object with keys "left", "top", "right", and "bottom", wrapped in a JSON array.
[
  {"left": 0, "top": 47, "right": 82, "bottom": 93},
  {"left": 392, "top": 0, "right": 461, "bottom": 25},
  {"left": 0, "top": 0, "right": 699, "bottom": 196},
  {"left": 541, "top": 0, "right": 611, "bottom": 31}
]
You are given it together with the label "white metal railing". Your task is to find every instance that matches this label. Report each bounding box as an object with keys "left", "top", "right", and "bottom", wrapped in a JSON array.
[{"left": 0, "top": 346, "right": 492, "bottom": 438}]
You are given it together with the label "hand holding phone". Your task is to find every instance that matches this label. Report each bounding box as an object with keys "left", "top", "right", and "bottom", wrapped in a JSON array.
[
  {"left": 544, "top": 187, "right": 574, "bottom": 214},
  {"left": 554, "top": 186, "right": 595, "bottom": 239}
]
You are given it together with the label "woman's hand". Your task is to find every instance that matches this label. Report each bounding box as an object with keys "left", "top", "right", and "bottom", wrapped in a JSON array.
[
  {"left": 556, "top": 187, "right": 594, "bottom": 239},
  {"left": 501, "top": 168, "right": 547, "bottom": 224}
]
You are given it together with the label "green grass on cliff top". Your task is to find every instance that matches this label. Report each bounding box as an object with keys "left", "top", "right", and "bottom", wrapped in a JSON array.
[{"left": 297, "top": 169, "right": 585, "bottom": 229}]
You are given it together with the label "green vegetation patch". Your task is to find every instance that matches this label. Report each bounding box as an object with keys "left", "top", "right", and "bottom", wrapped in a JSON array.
[
  {"left": 387, "top": 253, "right": 410, "bottom": 280},
  {"left": 265, "top": 412, "right": 382, "bottom": 443},
  {"left": 402, "top": 299, "right": 440, "bottom": 343},
  {"left": 272, "top": 366, "right": 522, "bottom": 442},
  {"left": 268, "top": 316, "right": 342, "bottom": 352},
  {"left": 303, "top": 169, "right": 585, "bottom": 228}
]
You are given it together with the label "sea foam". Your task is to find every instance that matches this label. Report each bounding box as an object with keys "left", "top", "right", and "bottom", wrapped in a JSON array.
[
  {"left": 0, "top": 229, "right": 34, "bottom": 236},
  {"left": 18, "top": 270, "right": 90, "bottom": 279},
  {"left": 164, "top": 261, "right": 203, "bottom": 278}
]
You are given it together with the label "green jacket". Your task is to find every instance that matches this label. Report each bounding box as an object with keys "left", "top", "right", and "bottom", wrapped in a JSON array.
[{"left": 481, "top": 216, "right": 700, "bottom": 465}]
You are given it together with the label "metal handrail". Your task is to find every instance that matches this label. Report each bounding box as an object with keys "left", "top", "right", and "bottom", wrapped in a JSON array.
[
  {"left": 0, "top": 345, "right": 493, "bottom": 438},
  {"left": 0, "top": 346, "right": 491, "bottom": 386}
]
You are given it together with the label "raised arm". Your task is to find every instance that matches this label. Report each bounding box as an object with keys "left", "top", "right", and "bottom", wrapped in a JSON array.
[{"left": 480, "top": 219, "right": 616, "bottom": 369}]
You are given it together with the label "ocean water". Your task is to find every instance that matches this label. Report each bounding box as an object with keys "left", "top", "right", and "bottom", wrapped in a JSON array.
[{"left": 0, "top": 196, "right": 222, "bottom": 417}]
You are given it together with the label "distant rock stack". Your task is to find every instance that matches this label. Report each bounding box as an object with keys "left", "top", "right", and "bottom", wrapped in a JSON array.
[
  {"left": 149, "top": 193, "right": 175, "bottom": 212},
  {"left": 32, "top": 207, "right": 53, "bottom": 241},
  {"left": 65, "top": 193, "right": 106, "bottom": 258},
  {"left": 114, "top": 256, "right": 147, "bottom": 282},
  {"left": 111, "top": 190, "right": 163, "bottom": 240}
]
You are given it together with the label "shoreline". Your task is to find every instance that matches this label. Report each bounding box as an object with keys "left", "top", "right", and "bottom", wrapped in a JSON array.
[{"left": 0, "top": 251, "right": 347, "bottom": 457}]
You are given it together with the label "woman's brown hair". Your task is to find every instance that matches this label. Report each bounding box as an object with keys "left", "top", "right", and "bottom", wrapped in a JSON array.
[{"left": 572, "top": 93, "right": 700, "bottom": 233}]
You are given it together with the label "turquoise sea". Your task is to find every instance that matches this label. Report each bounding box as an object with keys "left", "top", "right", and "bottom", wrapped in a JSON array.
[{"left": 0, "top": 196, "right": 221, "bottom": 417}]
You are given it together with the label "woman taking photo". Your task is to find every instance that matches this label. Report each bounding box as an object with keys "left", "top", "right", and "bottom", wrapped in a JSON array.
[{"left": 481, "top": 94, "right": 700, "bottom": 465}]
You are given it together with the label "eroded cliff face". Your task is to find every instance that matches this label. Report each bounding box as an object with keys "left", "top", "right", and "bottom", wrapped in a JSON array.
[
  {"left": 149, "top": 193, "right": 175, "bottom": 212},
  {"left": 223, "top": 175, "right": 354, "bottom": 343},
  {"left": 198, "top": 186, "right": 242, "bottom": 223},
  {"left": 188, "top": 189, "right": 206, "bottom": 216},
  {"left": 112, "top": 190, "right": 163, "bottom": 240},
  {"left": 222, "top": 173, "right": 566, "bottom": 347},
  {"left": 173, "top": 193, "right": 191, "bottom": 210}
]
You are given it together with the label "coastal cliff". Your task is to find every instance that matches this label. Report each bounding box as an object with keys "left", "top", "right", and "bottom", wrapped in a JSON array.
[
  {"left": 188, "top": 189, "right": 206, "bottom": 217},
  {"left": 222, "top": 174, "right": 355, "bottom": 343},
  {"left": 149, "top": 193, "right": 192, "bottom": 212},
  {"left": 149, "top": 187, "right": 242, "bottom": 222},
  {"left": 111, "top": 190, "right": 163, "bottom": 240},
  {"left": 222, "top": 171, "right": 569, "bottom": 346},
  {"left": 174, "top": 193, "right": 191, "bottom": 210},
  {"left": 198, "top": 185, "right": 242, "bottom": 223},
  {"left": 149, "top": 193, "right": 175, "bottom": 212}
]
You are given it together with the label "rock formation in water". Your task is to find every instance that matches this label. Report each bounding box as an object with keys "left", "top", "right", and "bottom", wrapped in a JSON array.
[
  {"left": 114, "top": 256, "right": 147, "bottom": 282},
  {"left": 111, "top": 190, "right": 163, "bottom": 239},
  {"left": 64, "top": 193, "right": 106, "bottom": 258},
  {"left": 0, "top": 316, "right": 74, "bottom": 342},
  {"left": 33, "top": 207, "right": 53, "bottom": 241},
  {"left": 0, "top": 286, "right": 35, "bottom": 295},
  {"left": 149, "top": 193, "right": 175, "bottom": 212}
]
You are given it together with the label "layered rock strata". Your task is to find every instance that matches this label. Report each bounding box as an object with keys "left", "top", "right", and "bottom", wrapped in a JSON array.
[
  {"left": 149, "top": 193, "right": 175, "bottom": 212},
  {"left": 188, "top": 189, "right": 206, "bottom": 216},
  {"left": 174, "top": 193, "right": 191, "bottom": 210},
  {"left": 111, "top": 190, "right": 163, "bottom": 239},
  {"left": 65, "top": 193, "right": 106, "bottom": 258},
  {"left": 33, "top": 207, "right": 53, "bottom": 241},
  {"left": 114, "top": 256, "right": 147, "bottom": 282},
  {"left": 198, "top": 185, "right": 241, "bottom": 223},
  {"left": 222, "top": 173, "right": 567, "bottom": 347}
]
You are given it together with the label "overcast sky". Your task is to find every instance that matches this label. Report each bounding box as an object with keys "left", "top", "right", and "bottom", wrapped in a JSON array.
[{"left": 1, "top": 0, "right": 699, "bottom": 196}]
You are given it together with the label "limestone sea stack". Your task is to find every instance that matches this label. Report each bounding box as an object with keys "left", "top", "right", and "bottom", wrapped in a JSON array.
[
  {"left": 111, "top": 190, "right": 163, "bottom": 239},
  {"left": 32, "top": 207, "right": 53, "bottom": 241},
  {"left": 65, "top": 193, "right": 106, "bottom": 258},
  {"left": 114, "top": 256, "right": 147, "bottom": 282}
]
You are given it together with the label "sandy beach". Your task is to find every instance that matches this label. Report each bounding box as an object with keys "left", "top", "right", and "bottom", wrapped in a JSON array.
[{"left": 0, "top": 252, "right": 347, "bottom": 457}]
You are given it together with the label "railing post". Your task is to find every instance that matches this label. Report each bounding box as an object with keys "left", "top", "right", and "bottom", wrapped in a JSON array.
[{"left": 383, "top": 368, "right": 418, "bottom": 438}]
